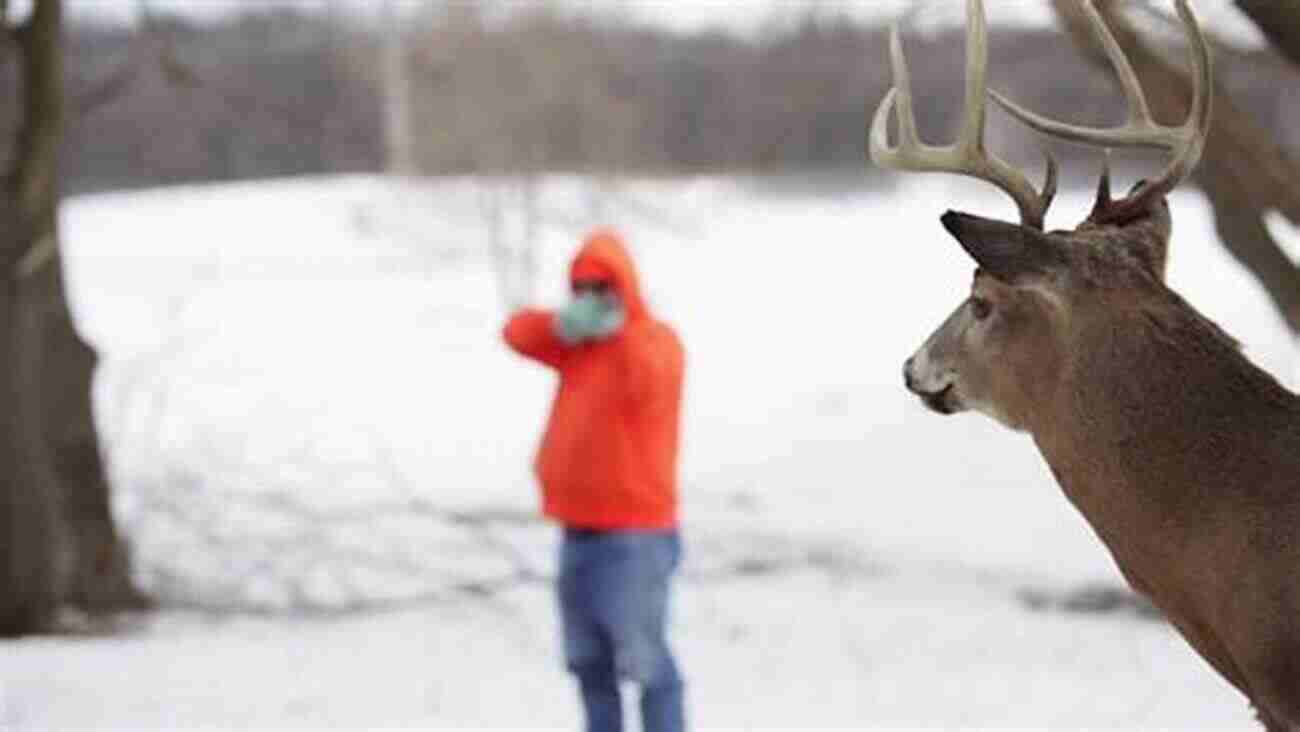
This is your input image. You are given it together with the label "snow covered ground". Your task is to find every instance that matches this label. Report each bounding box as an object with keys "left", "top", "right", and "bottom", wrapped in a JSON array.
[{"left": 5, "top": 174, "right": 1297, "bottom": 730}]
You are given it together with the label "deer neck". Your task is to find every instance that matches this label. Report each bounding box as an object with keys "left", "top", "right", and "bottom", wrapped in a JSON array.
[{"left": 1027, "top": 296, "right": 1300, "bottom": 545}]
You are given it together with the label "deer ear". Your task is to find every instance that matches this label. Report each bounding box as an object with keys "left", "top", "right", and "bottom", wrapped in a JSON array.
[{"left": 940, "top": 210, "right": 1065, "bottom": 283}]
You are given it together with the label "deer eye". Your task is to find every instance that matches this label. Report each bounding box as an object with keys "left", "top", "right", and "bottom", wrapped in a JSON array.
[{"left": 970, "top": 297, "right": 992, "bottom": 321}]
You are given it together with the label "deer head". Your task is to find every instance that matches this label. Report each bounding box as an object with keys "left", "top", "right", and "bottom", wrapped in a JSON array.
[{"left": 877, "top": 0, "right": 1211, "bottom": 432}]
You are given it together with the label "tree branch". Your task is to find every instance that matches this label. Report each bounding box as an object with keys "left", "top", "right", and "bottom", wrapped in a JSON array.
[
  {"left": 74, "top": 55, "right": 146, "bottom": 120},
  {"left": 70, "top": 3, "right": 204, "bottom": 122},
  {"left": 1200, "top": 172, "right": 1300, "bottom": 331},
  {"left": 1234, "top": 0, "right": 1300, "bottom": 69},
  {"left": 1129, "top": 0, "right": 1275, "bottom": 65}
]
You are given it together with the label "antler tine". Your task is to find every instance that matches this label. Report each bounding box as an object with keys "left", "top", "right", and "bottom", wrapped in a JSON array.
[
  {"left": 989, "top": 0, "right": 1213, "bottom": 224},
  {"left": 869, "top": 0, "right": 1058, "bottom": 230}
]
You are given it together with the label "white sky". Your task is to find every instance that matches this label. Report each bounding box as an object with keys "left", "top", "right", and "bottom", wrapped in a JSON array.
[{"left": 26, "top": 0, "right": 1268, "bottom": 46}]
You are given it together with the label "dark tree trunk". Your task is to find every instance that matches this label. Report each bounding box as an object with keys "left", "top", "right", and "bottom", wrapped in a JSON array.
[
  {"left": 0, "top": 214, "right": 65, "bottom": 636},
  {"left": 1235, "top": 0, "right": 1300, "bottom": 69},
  {"left": 1051, "top": 0, "right": 1300, "bottom": 333},
  {"left": 31, "top": 260, "right": 147, "bottom": 612},
  {"left": 0, "top": 0, "right": 146, "bottom": 637}
]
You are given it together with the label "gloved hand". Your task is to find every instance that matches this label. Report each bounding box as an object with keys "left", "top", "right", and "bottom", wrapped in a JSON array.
[{"left": 555, "top": 293, "right": 625, "bottom": 345}]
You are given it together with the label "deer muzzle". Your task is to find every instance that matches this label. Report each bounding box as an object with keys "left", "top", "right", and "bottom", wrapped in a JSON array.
[{"left": 904, "top": 356, "right": 959, "bottom": 415}]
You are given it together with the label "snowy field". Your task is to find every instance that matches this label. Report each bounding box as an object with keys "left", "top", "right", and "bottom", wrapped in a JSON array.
[{"left": 5, "top": 173, "right": 1298, "bottom": 730}]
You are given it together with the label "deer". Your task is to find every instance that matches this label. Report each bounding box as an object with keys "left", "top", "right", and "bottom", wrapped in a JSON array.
[{"left": 872, "top": 0, "right": 1300, "bottom": 728}]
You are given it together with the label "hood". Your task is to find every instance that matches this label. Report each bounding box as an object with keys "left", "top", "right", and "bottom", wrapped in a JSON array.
[{"left": 569, "top": 229, "right": 647, "bottom": 320}]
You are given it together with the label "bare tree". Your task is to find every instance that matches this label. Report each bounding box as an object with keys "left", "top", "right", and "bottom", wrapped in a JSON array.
[{"left": 0, "top": 0, "right": 145, "bottom": 638}]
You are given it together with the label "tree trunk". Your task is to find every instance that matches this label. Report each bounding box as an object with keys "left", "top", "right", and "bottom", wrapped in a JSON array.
[
  {"left": 0, "top": 0, "right": 146, "bottom": 636},
  {"left": 382, "top": 0, "right": 415, "bottom": 174},
  {"left": 1050, "top": 0, "right": 1300, "bottom": 333},
  {"left": 0, "top": 220, "right": 65, "bottom": 636},
  {"left": 27, "top": 260, "right": 148, "bottom": 612},
  {"left": 1234, "top": 0, "right": 1300, "bottom": 69}
]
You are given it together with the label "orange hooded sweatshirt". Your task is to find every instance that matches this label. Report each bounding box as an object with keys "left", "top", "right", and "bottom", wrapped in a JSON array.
[{"left": 503, "top": 230, "right": 685, "bottom": 530}]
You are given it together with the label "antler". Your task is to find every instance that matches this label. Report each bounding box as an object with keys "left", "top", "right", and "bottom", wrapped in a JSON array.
[
  {"left": 869, "top": 0, "right": 1058, "bottom": 231},
  {"left": 989, "top": 0, "right": 1212, "bottom": 225}
]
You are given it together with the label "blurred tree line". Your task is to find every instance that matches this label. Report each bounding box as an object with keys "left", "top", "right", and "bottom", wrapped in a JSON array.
[
  {"left": 34, "top": 4, "right": 1299, "bottom": 191},
  {"left": 57, "top": 9, "right": 381, "bottom": 193}
]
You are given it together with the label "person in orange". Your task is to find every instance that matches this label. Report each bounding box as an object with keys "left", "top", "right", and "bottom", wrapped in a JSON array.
[{"left": 503, "top": 228, "right": 686, "bottom": 732}]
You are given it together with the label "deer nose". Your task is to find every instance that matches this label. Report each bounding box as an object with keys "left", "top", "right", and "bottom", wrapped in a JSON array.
[{"left": 903, "top": 357, "right": 917, "bottom": 392}]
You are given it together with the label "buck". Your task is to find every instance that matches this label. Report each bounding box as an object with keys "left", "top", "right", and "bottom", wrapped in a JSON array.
[{"left": 873, "top": 0, "right": 1300, "bottom": 727}]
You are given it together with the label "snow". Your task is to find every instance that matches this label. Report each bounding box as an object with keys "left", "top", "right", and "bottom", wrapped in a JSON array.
[{"left": 6, "top": 173, "right": 1295, "bottom": 729}]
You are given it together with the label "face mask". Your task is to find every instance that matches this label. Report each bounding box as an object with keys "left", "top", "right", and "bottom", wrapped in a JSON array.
[{"left": 558, "top": 292, "right": 625, "bottom": 344}]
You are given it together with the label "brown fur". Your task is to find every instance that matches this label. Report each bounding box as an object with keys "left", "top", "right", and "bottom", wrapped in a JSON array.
[
  {"left": 907, "top": 204, "right": 1300, "bottom": 729},
  {"left": 1036, "top": 281, "right": 1300, "bottom": 727}
]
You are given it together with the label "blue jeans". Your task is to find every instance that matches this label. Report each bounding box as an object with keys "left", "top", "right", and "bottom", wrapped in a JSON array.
[{"left": 558, "top": 527, "right": 685, "bottom": 732}]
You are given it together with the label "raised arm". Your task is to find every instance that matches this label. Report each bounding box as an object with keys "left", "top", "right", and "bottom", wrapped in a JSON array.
[{"left": 503, "top": 308, "right": 569, "bottom": 369}]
